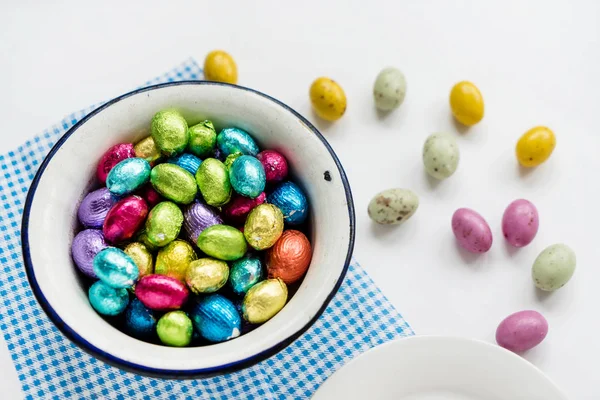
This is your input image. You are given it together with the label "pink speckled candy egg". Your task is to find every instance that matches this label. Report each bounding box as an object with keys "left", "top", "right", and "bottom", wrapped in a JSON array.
[
  {"left": 103, "top": 195, "right": 148, "bottom": 243},
  {"left": 257, "top": 150, "right": 288, "bottom": 183},
  {"left": 496, "top": 310, "right": 548, "bottom": 353},
  {"left": 451, "top": 208, "right": 493, "bottom": 253},
  {"left": 502, "top": 199, "right": 539, "bottom": 248},
  {"left": 96, "top": 143, "right": 135, "bottom": 184},
  {"left": 222, "top": 192, "right": 266, "bottom": 223},
  {"left": 135, "top": 274, "right": 189, "bottom": 311}
]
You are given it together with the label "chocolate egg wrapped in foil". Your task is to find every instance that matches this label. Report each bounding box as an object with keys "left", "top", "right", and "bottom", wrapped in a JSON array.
[
  {"left": 157, "top": 311, "right": 193, "bottom": 347},
  {"left": 168, "top": 153, "right": 202, "bottom": 175},
  {"left": 103, "top": 195, "right": 148, "bottom": 243},
  {"left": 244, "top": 204, "right": 284, "bottom": 250},
  {"left": 188, "top": 120, "right": 217, "bottom": 158},
  {"left": 266, "top": 230, "right": 312, "bottom": 284},
  {"left": 229, "top": 254, "right": 263, "bottom": 295},
  {"left": 124, "top": 298, "right": 156, "bottom": 341},
  {"left": 106, "top": 158, "right": 151, "bottom": 196},
  {"left": 77, "top": 187, "right": 116, "bottom": 228},
  {"left": 71, "top": 229, "right": 107, "bottom": 278},
  {"left": 224, "top": 152, "right": 243, "bottom": 170},
  {"left": 222, "top": 192, "right": 266, "bottom": 224},
  {"left": 135, "top": 274, "right": 189, "bottom": 311},
  {"left": 88, "top": 280, "right": 129, "bottom": 316},
  {"left": 190, "top": 294, "right": 241, "bottom": 343},
  {"left": 242, "top": 278, "right": 287, "bottom": 324},
  {"left": 93, "top": 247, "right": 139, "bottom": 288},
  {"left": 155, "top": 240, "right": 198, "bottom": 282},
  {"left": 267, "top": 181, "right": 308, "bottom": 225},
  {"left": 197, "top": 225, "right": 247, "bottom": 261},
  {"left": 183, "top": 200, "right": 223, "bottom": 243},
  {"left": 185, "top": 258, "right": 229, "bottom": 294},
  {"left": 137, "top": 184, "right": 163, "bottom": 208},
  {"left": 216, "top": 127, "right": 259, "bottom": 157},
  {"left": 150, "top": 163, "right": 197, "bottom": 205},
  {"left": 124, "top": 242, "right": 154, "bottom": 277},
  {"left": 96, "top": 143, "right": 135, "bottom": 184},
  {"left": 229, "top": 155, "right": 266, "bottom": 198},
  {"left": 134, "top": 136, "right": 162, "bottom": 165},
  {"left": 195, "top": 158, "right": 232, "bottom": 206},
  {"left": 257, "top": 150, "right": 288, "bottom": 183},
  {"left": 145, "top": 201, "right": 184, "bottom": 247},
  {"left": 150, "top": 110, "right": 189, "bottom": 156},
  {"left": 135, "top": 228, "right": 159, "bottom": 252}
]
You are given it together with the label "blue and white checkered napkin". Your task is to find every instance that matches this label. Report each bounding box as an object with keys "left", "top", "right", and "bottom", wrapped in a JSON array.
[{"left": 0, "top": 58, "right": 413, "bottom": 399}]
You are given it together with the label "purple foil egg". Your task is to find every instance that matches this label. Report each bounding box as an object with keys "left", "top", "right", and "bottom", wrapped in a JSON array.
[
  {"left": 77, "top": 187, "right": 117, "bottom": 228},
  {"left": 183, "top": 200, "right": 223, "bottom": 243},
  {"left": 71, "top": 229, "right": 107, "bottom": 278}
]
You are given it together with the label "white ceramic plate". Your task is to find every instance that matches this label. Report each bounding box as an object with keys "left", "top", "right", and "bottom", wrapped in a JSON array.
[{"left": 312, "top": 336, "right": 567, "bottom": 400}]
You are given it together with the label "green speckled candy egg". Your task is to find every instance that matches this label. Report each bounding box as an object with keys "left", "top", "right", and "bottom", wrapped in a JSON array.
[
  {"left": 188, "top": 120, "right": 217, "bottom": 158},
  {"left": 151, "top": 110, "right": 189, "bottom": 156},
  {"left": 150, "top": 163, "right": 197, "bottom": 205},
  {"left": 195, "top": 158, "right": 232, "bottom": 206},
  {"left": 368, "top": 188, "right": 419, "bottom": 225},
  {"left": 145, "top": 202, "right": 184, "bottom": 247},
  {"left": 197, "top": 225, "right": 247, "bottom": 261},
  {"left": 373, "top": 67, "right": 407, "bottom": 111},
  {"left": 532, "top": 244, "right": 576, "bottom": 291},
  {"left": 422, "top": 133, "right": 460, "bottom": 180}
]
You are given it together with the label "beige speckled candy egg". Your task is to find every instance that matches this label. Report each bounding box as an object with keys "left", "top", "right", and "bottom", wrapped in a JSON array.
[
  {"left": 373, "top": 67, "right": 407, "bottom": 111},
  {"left": 422, "top": 133, "right": 460, "bottom": 180},
  {"left": 368, "top": 189, "right": 418, "bottom": 225}
]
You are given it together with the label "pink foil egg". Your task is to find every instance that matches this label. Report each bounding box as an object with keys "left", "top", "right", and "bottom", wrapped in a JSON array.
[
  {"left": 138, "top": 183, "right": 163, "bottom": 208},
  {"left": 502, "top": 199, "right": 539, "bottom": 248},
  {"left": 451, "top": 208, "right": 493, "bottom": 253},
  {"left": 257, "top": 150, "right": 288, "bottom": 183},
  {"left": 222, "top": 192, "right": 266, "bottom": 223},
  {"left": 96, "top": 143, "right": 135, "bottom": 184},
  {"left": 103, "top": 195, "right": 148, "bottom": 244},
  {"left": 496, "top": 310, "right": 548, "bottom": 353},
  {"left": 183, "top": 200, "right": 223, "bottom": 243},
  {"left": 135, "top": 274, "right": 189, "bottom": 311}
]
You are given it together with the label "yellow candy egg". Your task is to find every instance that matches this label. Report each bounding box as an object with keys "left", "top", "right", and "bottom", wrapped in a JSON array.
[
  {"left": 309, "top": 77, "right": 347, "bottom": 121},
  {"left": 516, "top": 126, "right": 556, "bottom": 167},
  {"left": 449, "top": 81, "right": 484, "bottom": 126},
  {"left": 204, "top": 50, "right": 238, "bottom": 84}
]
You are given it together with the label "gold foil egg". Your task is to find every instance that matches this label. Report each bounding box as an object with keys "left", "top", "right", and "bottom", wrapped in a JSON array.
[
  {"left": 266, "top": 230, "right": 312, "bottom": 284},
  {"left": 242, "top": 278, "right": 287, "bottom": 324},
  {"left": 185, "top": 258, "right": 229, "bottom": 294},
  {"left": 244, "top": 204, "right": 284, "bottom": 250},
  {"left": 155, "top": 240, "right": 198, "bottom": 282},
  {"left": 124, "top": 242, "right": 154, "bottom": 277}
]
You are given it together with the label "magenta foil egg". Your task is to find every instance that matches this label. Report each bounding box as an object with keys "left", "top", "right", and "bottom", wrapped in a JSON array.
[
  {"left": 77, "top": 187, "right": 117, "bottom": 228},
  {"left": 222, "top": 192, "right": 266, "bottom": 223},
  {"left": 96, "top": 143, "right": 135, "bottom": 184},
  {"left": 71, "top": 229, "right": 107, "bottom": 278},
  {"left": 257, "top": 150, "right": 288, "bottom": 183},
  {"left": 135, "top": 274, "right": 189, "bottom": 311},
  {"left": 183, "top": 200, "right": 223, "bottom": 243},
  {"left": 103, "top": 195, "right": 148, "bottom": 243},
  {"left": 138, "top": 184, "right": 163, "bottom": 208}
]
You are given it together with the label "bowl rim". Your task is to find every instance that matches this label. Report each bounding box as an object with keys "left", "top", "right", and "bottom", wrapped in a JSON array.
[{"left": 21, "top": 80, "right": 356, "bottom": 378}]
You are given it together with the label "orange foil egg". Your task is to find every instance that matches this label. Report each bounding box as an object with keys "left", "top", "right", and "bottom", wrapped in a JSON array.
[{"left": 266, "top": 230, "right": 312, "bottom": 284}]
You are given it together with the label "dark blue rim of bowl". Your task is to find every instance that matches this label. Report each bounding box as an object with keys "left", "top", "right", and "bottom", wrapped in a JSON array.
[{"left": 21, "top": 80, "right": 356, "bottom": 378}]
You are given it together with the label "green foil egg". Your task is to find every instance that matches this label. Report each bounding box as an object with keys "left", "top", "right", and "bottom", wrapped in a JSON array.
[
  {"left": 134, "top": 136, "right": 162, "bottom": 164},
  {"left": 156, "top": 311, "right": 193, "bottom": 347},
  {"left": 244, "top": 204, "right": 284, "bottom": 250},
  {"left": 224, "top": 152, "right": 243, "bottom": 170},
  {"left": 185, "top": 258, "right": 229, "bottom": 294},
  {"left": 155, "top": 240, "right": 198, "bottom": 282},
  {"left": 188, "top": 120, "right": 217, "bottom": 158},
  {"left": 150, "top": 163, "right": 197, "bottom": 205},
  {"left": 124, "top": 242, "right": 154, "bottom": 277},
  {"left": 242, "top": 278, "right": 287, "bottom": 324},
  {"left": 195, "top": 158, "right": 232, "bottom": 207},
  {"left": 197, "top": 225, "right": 247, "bottom": 261},
  {"left": 135, "top": 229, "right": 159, "bottom": 252},
  {"left": 145, "top": 202, "right": 184, "bottom": 247},
  {"left": 151, "top": 110, "right": 189, "bottom": 156}
]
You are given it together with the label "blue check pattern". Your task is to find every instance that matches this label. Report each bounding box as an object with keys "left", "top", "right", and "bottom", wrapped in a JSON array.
[{"left": 0, "top": 58, "right": 413, "bottom": 399}]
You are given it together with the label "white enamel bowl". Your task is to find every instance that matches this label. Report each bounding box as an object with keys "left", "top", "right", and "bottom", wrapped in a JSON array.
[{"left": 21, "top": 81, "right": 355, "bottom": 377}]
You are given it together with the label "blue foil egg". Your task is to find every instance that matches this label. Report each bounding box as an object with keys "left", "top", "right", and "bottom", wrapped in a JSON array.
[
  {"left": 106, "top": 158, "right": 151, "bottom": 196},
  {"left": 168, "top": 153, "right": 202, "bottom": 175},
  {"left": 93, "top": 247, "right": 139, "bottom": 288},
  {"left": 124, "top": 298, "right": 156, "bottom": 340},
  {"left": 88, "top": 280, "right": 129, "bottom": 316},
  {"left": 229, "top": 156, "right": 266, "bottom": 199},
  {"left": 190, "top": 294, "right": 241, "bottom": 343},
  {"left": 217, "top": 128, "right": 259, "bottom": 157},
  {"left": 229, "top": 254, "right": 263, "bottom": 295},
  {"left": 267, "top": 181, "right": 308, "bottom": 225}
]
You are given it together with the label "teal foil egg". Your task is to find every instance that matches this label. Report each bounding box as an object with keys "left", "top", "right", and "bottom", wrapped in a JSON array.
[
  {"left": 168, "top": 153, "right": 202, "bottom": 175},
  {"left": 229, "top": 254, "right": 263, "bottom": 295},
  {"left": 124, "top": 298, "right": 157, "bottom": 341},
  {"left": 88, "top": 280, "right": 129, "bottom": 316},
  {"left": 216, "top": 127, "right": 259, "bottom": 157},
  {"left": 190, "top": 294, "right": 241, "bottom": 343},
  {"left": 106, "top": 158, "right": 151, "bottom": 196},
  {"left": 229, "top": 155, "right": 266, "bottom": 199},
  {"left": 267, "top": 181, "right": 308, "bottom": 225},
  {"left": 93, "top": 247, "right": 139, "bottom": 288}
]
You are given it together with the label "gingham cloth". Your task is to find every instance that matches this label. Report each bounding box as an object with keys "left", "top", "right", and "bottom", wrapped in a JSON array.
[{"left": 0, "top": 58, "right": 413, "bottom": 399}]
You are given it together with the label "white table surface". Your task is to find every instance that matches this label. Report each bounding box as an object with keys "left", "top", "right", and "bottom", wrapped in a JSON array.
[{"left": 1, "top": 0, "right": 598, "bottom": 398}]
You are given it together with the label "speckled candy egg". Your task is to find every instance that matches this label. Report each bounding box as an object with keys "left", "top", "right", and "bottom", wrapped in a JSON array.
[
  {"left": 516, "top": 126, "right": 556, "bottom": 167},
  {"left": 77, "top": 187, "right": 116, "bottom": 228},
  {"left": 88, "top": 280, "right": 129, "bottom": 316},
  {"left": 266, "top": 230, "right": 312, "bottom": 284},
  {"left": 449, "top": 81, "right": 485, "bottom": 126},
  {"left": 93, "top": 247, "right": 139, "bottom": 288},
  {"left": 216, "top": 127, "right": 259, "bottom": 157},
  {"left": 134, "top": 136, "right": 162, "bottom": 165},
  {"left": 124, "top": 298, "right": 157, "bottom": 341},
  {"left": 96, "top": 143, "right": 135, "bottom": 184},
  {"left": 103, "top": 195, "right": 148, "bottom": 243},
  {"left": 150, "top": 163, "right": 197, "bottom": 205},
  {"left": 151, "top": 110, "right": 189, "bottom": 156},
  {"left": 183, "top": 200, "right": 223, "bottom": 243},
  {"left": 242, "top": 278, "right": 288, "bottom": 324},
  {"left": 145, "top": 201, "right": 184, "bottom": 247},
  {"left": 373, "top": 67, "right": 407, "bottom": 111},
  {"left": 123, "top": 242, "right": 154, "bottom": 277},
  {"left": 502, "top": 199, "right": 539, "bottom": 247},
  {"left": 106, "top": 158, "right": 151, "bottom": 196},
  {"left": 197, "top": 225, "right": 247, "bottom": 261},
  {"left": 229, "top": 155, "right": 266, "bottom": 198},
  {"left": 267, "top": 181, "right": 308, "bottom": 225},
  {"left": 451, "top": 208, "right": 493, "bottom": 253},
  {"left": 71, "top": 229, "right": 107, "bottom": 278},
  {"left": 496, "top": 310, "right": 548, "bottom": 353},
  {"left": 155, "top": 240, "right": 198, "bottom": 282},
  {"left": 229, "top": 254, "right": 263, "bottom": 295},
  {"left": 309, "top": 77, "right": 347, "bottom": 121},
  {"left": 135, "top": 274, "right": 189, "bottom": 311},
  {"left": 532, "top": 244, "right": 576, "bottom": 291},
  {"left": 222, "top": 193, "right": 266, "bottom": 224},
  {"left": 185, "top": 258, "right": 229, "bottom": 294},
  {"left": 190, "top": 294, "right": 241, "bottom": 343},
  {"left": 188, "top": 120, "right": 217, "bottom": 158},
  {"left": 204, "top": 50, "right": 238, "bottom": 84},
  {"left": 368, "top": 188, "right": 419, "bottom": 225},
  {"left": 422, "top": 133, "right": 460, "bottom": 180},
  {"left": 195, "top": 158, "right": 232, "bottom": 206},
  {"left": 157, "top": 311, "right": 193, "bottom": 347},
  {"left": 257, "top": 150, "right": 288, "bottom": 183},
  {"left": 168, "top": 153, "right": 202, "bottom": 176},
  {"left": 244, "top": 204, "right": 284, "bottom": 250}
]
